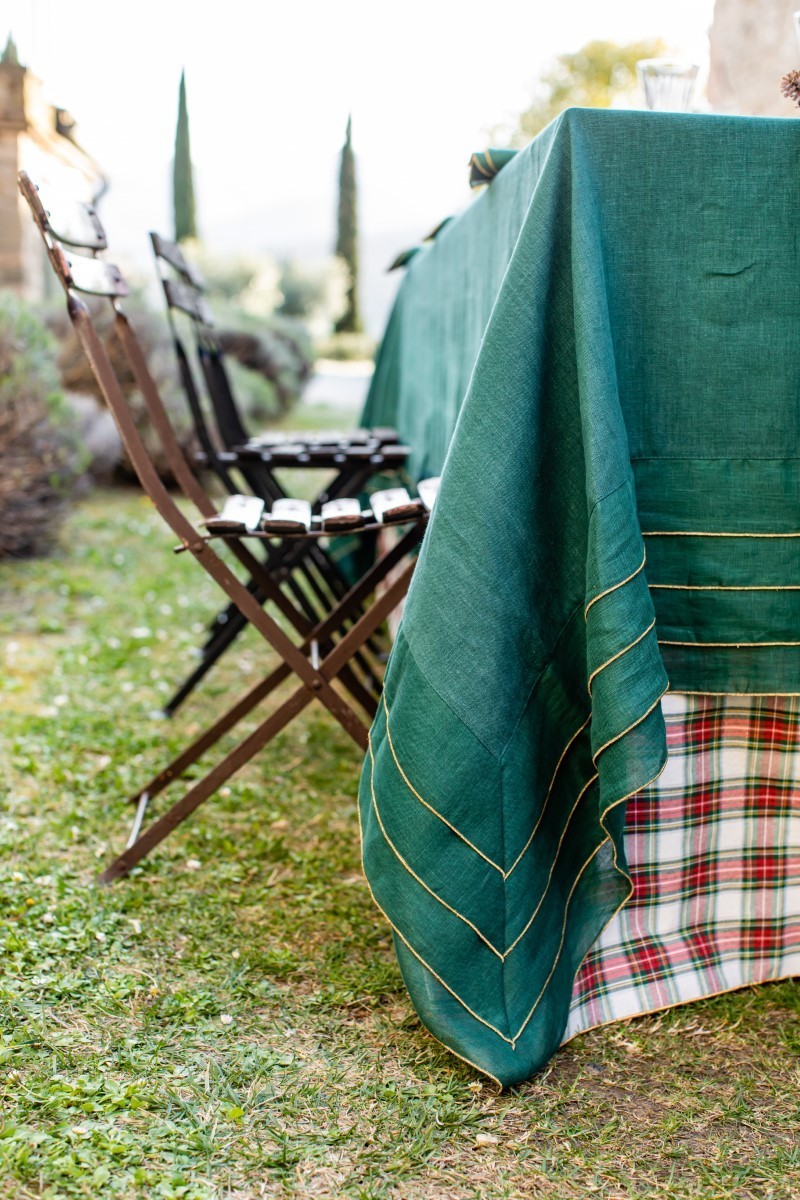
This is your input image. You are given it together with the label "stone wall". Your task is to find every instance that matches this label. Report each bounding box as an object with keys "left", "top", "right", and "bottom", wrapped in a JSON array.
[
  {"left": 0, "top": 55, "right": 101, "bottom": 299},
  {"left": 708, "top": 0, "right": 800, "bottom": 115}
]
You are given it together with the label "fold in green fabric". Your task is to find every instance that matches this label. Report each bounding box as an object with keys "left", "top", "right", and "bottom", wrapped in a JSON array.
[
  {"left": 386, "top": 221, "right": 453, "bottom": 278},
  {"left": 387, "top": 246, "right": 423, "bottom": 272},
  {"left": 468, "top": 147, "right": 518, "bottom": 187},
  {"left": 424, "top": 215, "right": 454, "bottom": 240},
  {"left": 359, "top": 108, "right": 800, "bottom": 1086}
]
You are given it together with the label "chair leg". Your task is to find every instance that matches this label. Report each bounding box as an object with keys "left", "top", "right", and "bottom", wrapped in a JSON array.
[
  {"left": 98, "top": 563, "right": 415, "bottom": 884},
  {"left": 164, "top": 607, "right": 250, "bottom": 716},
  {"left": 98, "top": 683, "right": 315, "bottom": 884},
  {"left": 130, "top": 658, "right": 294, "bottom": 808},
  {"left": 166, "top": 587, "right": 379, "bottom": 721},
  {"left": 177, "top": 531, "right": 380, "bottom": 716},
  {"left": 202, "top": 598, "right": 242, "bottom": 649},
  {"left": 127, "top": 526, "right": 422, "bottom": 812}
]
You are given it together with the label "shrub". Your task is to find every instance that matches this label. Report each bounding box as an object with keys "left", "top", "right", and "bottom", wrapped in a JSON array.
[
  {"left": 218, "top": 316, "right": 314, "bottom": 423},
  {"left": 48, "top": 301, "right": 197, "bottom": 484},
  {"left": 0, "top": 292, "right": 82, "bottom": 559},
  {"left": 174, "top": 246, "right": 316, "bottom": 427}
]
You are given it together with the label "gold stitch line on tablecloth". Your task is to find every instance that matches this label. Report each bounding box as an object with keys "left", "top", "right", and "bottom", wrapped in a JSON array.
[
  {"left": 424, "top": 1026, "right": 504, "bottom": 1091},
  {"left": 374, "top": 731, "right": 602, "bottom": 962},
  {"left": 368, "top": 737, "right": 505, "bottom": 960},
  {"left": 376, "top": 720, "right": 606, "bottom": 964},
  {"left": 659, "top": 639, "right": 800, "bottom": 648},
  {"left": 383, "top": 690, "right": 592, "bottom": 882},
  {"left": 369, "top": 729, "right": 612, "bottom": 1045},
  {"left": 587, "top": 618, "right": 657, "bottom": 698},
  {"left": 584, "top": 551, "right": 646, "bottom": 618},
  {"left": 642, "top": 530, "right": 800, "bottom": 538},
  {"left": 592, "top": 687, "right": 670, "bottom": 765},
  {"left": 375, "top": 729, "right": 620, "bottom": 967},
  {"left": 361, "top": 740, "right": 514, "bottom": 1045},
  {"left": 502, "top": 773, "right": 599, "bottom": 958},
  {"left": 364, "top": 706, "right": 670, "bottom": 1049},
  {"left": 365, "top": 886, "right": 514, "bottom": 1044},
  {"left": 470, "top": 153, "right": 493, "bottom": 178},
  {"left": 378, "top": 688, "right": 670, "bottom": 960},
  {"left": 503, "top": 715, "right": 592, "bottom": 879},
  {"left": 381, "top": 692, "right": 504, "bottom": 874},
  {"left": 512, "top": 756, "right": 668, "bottom": 1045},
  {"left": 649, "top": 583, "right": 800, "bottom": 591}
]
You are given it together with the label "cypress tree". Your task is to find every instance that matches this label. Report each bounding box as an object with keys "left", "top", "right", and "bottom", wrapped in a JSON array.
[
  {"left": 1, "top": 33, "right": 20, "bottom": 65},
  {"left": 173, "top": 70, "right": 197, "bottom": 243},
  {"left": 334, "top": 115, "right": 361, "bottom": 333}
]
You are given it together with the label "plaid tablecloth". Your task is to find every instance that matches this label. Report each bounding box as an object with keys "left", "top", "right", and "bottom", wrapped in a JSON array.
[{"left": 566, "top": 692, "right": 800, "bottom": 1039}]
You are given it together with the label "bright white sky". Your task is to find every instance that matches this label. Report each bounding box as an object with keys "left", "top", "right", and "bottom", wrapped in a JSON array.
[{"left": 5, "top": 0, "right": 715, "bottom": 323}]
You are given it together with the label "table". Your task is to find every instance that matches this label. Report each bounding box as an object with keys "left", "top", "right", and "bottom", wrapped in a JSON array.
[{"left": 358, "top": 108, "right": 800, "bottom": 1087}]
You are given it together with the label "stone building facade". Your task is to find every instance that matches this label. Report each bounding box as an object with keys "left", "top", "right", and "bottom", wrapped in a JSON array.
[
  {"left": 0, "top": 36, "right": 102, "bottom": 300},
  {"left": 709, "top": 0, "right": 800, "bottom": 115}
]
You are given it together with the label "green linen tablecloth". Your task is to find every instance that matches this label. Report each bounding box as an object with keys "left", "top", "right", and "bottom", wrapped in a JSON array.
[{"left": 358, "top": 108, "right": 800, "bottom": 1087}]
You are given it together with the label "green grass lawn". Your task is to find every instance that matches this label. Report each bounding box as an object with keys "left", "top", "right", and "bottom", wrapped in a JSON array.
[{"left": 2, "top": 490, "right": 800, "bottom": 1199}]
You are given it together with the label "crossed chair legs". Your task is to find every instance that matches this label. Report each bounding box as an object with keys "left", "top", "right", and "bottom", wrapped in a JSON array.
[{"left": 98, "top": 523, "right": 421, "bottom": 884}]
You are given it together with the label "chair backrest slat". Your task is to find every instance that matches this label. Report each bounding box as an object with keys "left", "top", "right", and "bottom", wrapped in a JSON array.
[
  {"left": 198, "top": 343, "right": 250, "bottom": 448},
  {"left": 150, "top": 231, "right": 204, "bottom": 288},
  {"left": 36, "top": 187, "right": 107, "bottom": 251},
  {"left": 151, "top": 229, "right": 252, "bottom": 453},
  {"left": 18, "top": 169, "right": 314, "bottom": 644},
  {"left": 163, "top": 277, "right": 214, "bottom": 325},
  {"left": 63, "top": 251, "right": 128, "bottom": 297}
]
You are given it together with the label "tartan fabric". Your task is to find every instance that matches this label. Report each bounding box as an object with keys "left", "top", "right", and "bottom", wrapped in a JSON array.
[{"left": 566, "top": 692, "right": 800, "bottom": 1039}]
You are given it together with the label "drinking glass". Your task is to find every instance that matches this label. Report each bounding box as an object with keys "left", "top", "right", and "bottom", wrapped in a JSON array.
[{"left": 636, "top": 59, "right": 699, "bottom": 112}]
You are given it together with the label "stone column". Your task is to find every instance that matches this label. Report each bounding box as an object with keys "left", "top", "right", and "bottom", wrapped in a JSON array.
[
  {"left": 0, "top": 43, "right": 102, "bottom": 299},
  {"left": 0, "top": 57, "right": 26, "bottom": 291}
]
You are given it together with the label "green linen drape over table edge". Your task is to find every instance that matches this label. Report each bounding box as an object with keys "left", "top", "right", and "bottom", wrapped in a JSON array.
[{"left": 358, "top": 108, "right": 800, "bottom": 1086}]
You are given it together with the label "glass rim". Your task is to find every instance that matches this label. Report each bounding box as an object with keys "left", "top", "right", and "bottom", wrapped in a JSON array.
[{"left": 636, "top": 58, "right": 700, "bottom": 74}]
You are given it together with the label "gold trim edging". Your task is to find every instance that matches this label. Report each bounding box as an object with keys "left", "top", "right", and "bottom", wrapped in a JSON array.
[
  {"left": 643, "top": 530, "right": 800, "bottom": 538},
  {"left": 511, "top": 755, "right": 669, "bottom": 1045},
  {"left": 650, "top": 584, "right": 800, "bottom": 591},
  {"left": 365, "top": 687, "right": 670, "bottom": 1051},
  {"left": 382, "top": 691, "right": 592, "bottom": 881},
  {"left": 584, "top": 551, "right": 646, "bottom": 618},
  {"left": 587, "top": 618, "right": 656, "bottom": 698},
  {"left": 469, "top": 153, "right": 493, "bottom": 179},
  {"left": 368, "top": 737, "right": 505, "bottom": 960},
  {"left": 659, "top": 639, "right": 800, "bottom": 648},
  {"left": 562, "top": 966, "right": 800, "bottom": 1053},
  {"left": 381, "top": 692, "right": 504, "bottom": 874},
  {"left": 371, "top": 735, "right": 605, "bottom": 963}
]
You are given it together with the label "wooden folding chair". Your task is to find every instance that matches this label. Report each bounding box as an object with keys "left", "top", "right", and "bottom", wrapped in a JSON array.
[
  {"left": 25, "top": 184, "right": 398, "bottom": 720},
  {"left": 149, "top": 233, "right": 408, "bottom": 713},
  {"left": 19, "top": 171, "right": 433, "bottom": 884},
  {"left": 149, "top": 231, "right": 403, "bottom": 475}
]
